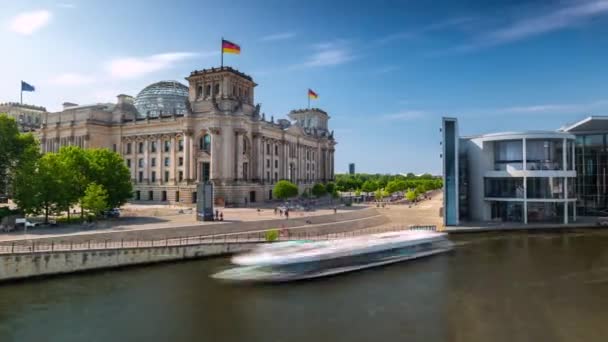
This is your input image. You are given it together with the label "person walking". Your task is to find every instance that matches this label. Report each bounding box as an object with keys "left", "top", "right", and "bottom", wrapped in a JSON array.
[
  {"left": 285, "top": 209, "right": 289, "bottom": 220},
  {"left": 219, "top": 212, "right": 224, "bottom": 221}
]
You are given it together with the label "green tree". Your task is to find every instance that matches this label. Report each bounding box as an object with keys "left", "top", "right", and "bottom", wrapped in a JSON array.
[
  {"left": 81, "top": 183, "right": 109, "bottom": 218},
  {"left": 311, "top": 183, "right": 326, "bottom": 198},
  {"left": 355, "top": 189, "right": 362, "bottom": 197},
  {"left": 86, "top": 148, "right": 133, "bottom": 208},
  {"left": 57, "top": 146, "right": 90, "bottom": 218},
  {"left": 406, "top": 189, "right": 418, "bottom": 202},
  {"left": 385, "top": 179, "right": 407, "bottom": 194},
  {"left": 325, "top": 182, "right": 336, "bottom": 194},
  {"left": 13, "top": 153, "right": 67, "bottom": 223},
  {"left": 273, "top": 180, "right": 298, "bottom": 200},
  {"left": 361, "top": 180, "right": 378, "bottom": 193},
  {"left": 375, "top": 189, "right": 384, "bottom": 200},
  {"left": 0, "top": 114, "right": 39, "bottom": 196}
]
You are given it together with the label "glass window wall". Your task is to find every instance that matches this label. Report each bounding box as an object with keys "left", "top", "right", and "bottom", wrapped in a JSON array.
[
  {"left": 526, "top": 139, "right": 563, "bottom": 171},
  {"left": 490, "top": 201, "right": 523, "bottom": 222},
  {"left": 485, "top": 178, "right": 524, "bottom": 198},
  {"left": 527, "top": 202, "right": 564, "bottom": 223},
  {"left": 494, "top": 140, "right": 523, "bottom": 171},
  {"left": 526, "top": 177, "right": 564, "bottom": 199},
  {"left": 576, "top": 134, "right": 608, "bottom": 215}
]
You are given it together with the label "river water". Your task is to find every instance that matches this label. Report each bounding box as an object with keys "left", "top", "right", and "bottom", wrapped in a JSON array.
[{"left": 1, "top": 231, "right": 608, "bottom": 342}]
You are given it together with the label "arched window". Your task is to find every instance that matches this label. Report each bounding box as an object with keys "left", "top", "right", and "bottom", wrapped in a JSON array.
[
  {"left": 205, "top": 85, "right": 211, "bottom": 96},
  {"left": 214, "top": 83, "right": 220, "bottom": 96},
  {"left": 197, "top": 86, "right": 203, "bottom": 98},
  {"left": 233, "top": 86, "right": 237, "bottom": 96},
  {"left": 200, "top": 134, "right": 211, "bottom": 151},
  {"left": 243, "top": 137, "right": 248, "bottom": 154}
]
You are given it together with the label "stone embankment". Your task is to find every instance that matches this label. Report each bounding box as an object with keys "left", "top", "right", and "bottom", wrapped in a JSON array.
[{"left": 0, "top": 208, "right": 391, "bottom": 282}]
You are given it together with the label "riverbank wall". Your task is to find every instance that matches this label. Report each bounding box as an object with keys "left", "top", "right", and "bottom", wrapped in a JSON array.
[
  {"left": 0, "top": 242, "right": 259, "bottom": 282},
  {"left": 0, "top": 211, "right": 392, "bottom": 283}
]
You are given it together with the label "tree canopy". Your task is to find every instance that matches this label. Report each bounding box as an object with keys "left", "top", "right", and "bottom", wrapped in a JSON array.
[
  {"left": 311, "top": 183, "right": 327, "bottom": 198},
  {"left": 335, "top": 173, "right": 442, "bottom": 194},
  {"left": 273, "top": 180, "right": 299, "bottom": 200},
  {"left": 10, "top": 142, "right": 132, "bottom": 222},
  {"left": 81, "top": 183, "right": 109, "bottom": 218},
  {"left": 0, "top": 114, "right": 38, "bottom": 196}
]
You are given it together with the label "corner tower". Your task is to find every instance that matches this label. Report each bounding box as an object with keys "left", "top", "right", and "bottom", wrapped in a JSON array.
[{"left": 186, "top": 66, "right": 257, "bottom": 115}]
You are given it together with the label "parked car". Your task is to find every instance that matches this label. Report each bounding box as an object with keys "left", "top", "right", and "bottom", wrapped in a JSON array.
[
  {"left": 103, "top": 208, "right": 121, "bottom": 218},
  {"left": 15, "top": 218, "right": 40, "bottom": 228}
]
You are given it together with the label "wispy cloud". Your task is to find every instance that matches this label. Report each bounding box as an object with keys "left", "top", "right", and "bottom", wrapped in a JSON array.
[
  {"left": 8, "top": 10, "right": 52, "bottom": 35},
  {"left": 260, "top": 32, "right": 295, "bottom": 42},
  {"left": 376, "top": 17, "right": 473, "bottom": 45},
  {"left": 106, "top": 52, "right": 207, "bottom": 79},
  {"left": 382, "top": 110, "right": 427, "bottom": 121},
  {"left": 57, "top": 3, "right": 76, "bottom": 9},
  {"left": 488, "top": 99, "right": 608, "bottom": 115},
  {"left": 295, "top": 40, "right": 354, "bottom": 68},
  {"left": 48, "top": 73, "right": 95, "bottom": 86},
  {"left": 442, "top": 1, "right": 608, "bottom": 54}
]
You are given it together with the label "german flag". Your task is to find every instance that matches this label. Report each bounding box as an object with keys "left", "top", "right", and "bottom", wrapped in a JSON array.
[
  {"left": 308, "top": 89, "right": 318, "bottom": 99},
  {"left": 222, "top": 39, "right": 241, "bottom": 54}
]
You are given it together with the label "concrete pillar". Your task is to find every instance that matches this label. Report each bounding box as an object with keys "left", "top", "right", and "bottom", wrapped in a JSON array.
[
  {"left": 158, "top": 136, "right": 163, "bottom": 184},
  {"left": 210, "top": 128, "right": 222, "bottom": 182},
  {"left": 234, "top": 130, "right": 241, "bottom": 181},
  {"left": 171, "top": 135, "right": 177, "bottom": 183},
  {"left": 144, "top": 138, "right": 149, "bottom": 181},
  {"left": 184, "top": 133, "right": 190, "bottom": 181}
]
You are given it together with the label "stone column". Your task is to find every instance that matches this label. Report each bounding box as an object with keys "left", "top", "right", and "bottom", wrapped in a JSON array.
[
  {"left": 184, "top": 132, "right": 191, "bottom": 181},
  {"left": 209, "top": 128, "right": 222, "bottom": 182},
  {"left": 144, "top": 138, "right": 149, "bottom": 182},
  {"left": 158, "top": 136, "right": 164, "bottom": 184},
  {"left": 171, "top": 135, "right": 177, "bottom": 183}
]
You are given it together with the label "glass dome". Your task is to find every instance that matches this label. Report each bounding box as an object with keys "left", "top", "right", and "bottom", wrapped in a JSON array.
[{"left": 134, "top": 81, "right": 189, "bottom": 118}]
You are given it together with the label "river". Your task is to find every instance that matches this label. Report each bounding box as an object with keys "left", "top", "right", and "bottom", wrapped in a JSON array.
[{"left": 1, "top": 231, "right": 608, "bottom": 342}]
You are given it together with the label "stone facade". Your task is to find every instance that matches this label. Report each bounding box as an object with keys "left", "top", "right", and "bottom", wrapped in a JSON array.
[
  {"left": 38, "top": 66, "right": 336, "bottom": 205},
  {"left": 0, "top": 102, "right": 47, "bottom": 132}
]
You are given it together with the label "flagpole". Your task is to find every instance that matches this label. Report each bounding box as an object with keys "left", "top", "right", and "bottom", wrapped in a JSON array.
[
  {"left": 308, "top": 94, "right": 310, "bottom": 109},
  {"left": 20, "top": 81, "right": 22, "bottom": 105},
  {"left": 221, "top": 37, "right": 224, "bottom": 68}
]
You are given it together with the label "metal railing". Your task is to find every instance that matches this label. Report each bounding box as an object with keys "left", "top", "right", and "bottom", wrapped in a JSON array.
[{"left": 0, "top": 224, "right": 437, "bottom": 255}]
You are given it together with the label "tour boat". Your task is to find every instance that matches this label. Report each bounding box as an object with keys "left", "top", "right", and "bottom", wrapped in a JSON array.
[{"left": 212, "top": 230, "right": 453, "bottom": 282}]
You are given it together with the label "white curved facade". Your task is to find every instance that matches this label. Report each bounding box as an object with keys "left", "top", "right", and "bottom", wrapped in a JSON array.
[{"left": 454, "top": 127, "right": 577, "bottom": 224}]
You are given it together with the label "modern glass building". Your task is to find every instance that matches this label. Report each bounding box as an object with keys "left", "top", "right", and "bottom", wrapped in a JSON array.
[
  {"left": 443, "top": 117, "right": 579, "bottom": 225},
  {"left": 561, "top": 117, "right": 608, "bottom": 216}
]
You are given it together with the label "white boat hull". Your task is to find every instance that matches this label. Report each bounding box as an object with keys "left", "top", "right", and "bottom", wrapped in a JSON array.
[{"left": 212, "top": 242, "right": 453, "bottom": 282}]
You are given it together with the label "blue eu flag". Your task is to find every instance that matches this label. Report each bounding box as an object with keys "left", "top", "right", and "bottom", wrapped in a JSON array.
[{"left": 21, "top": 81, "right": 35, "bottom": 92}]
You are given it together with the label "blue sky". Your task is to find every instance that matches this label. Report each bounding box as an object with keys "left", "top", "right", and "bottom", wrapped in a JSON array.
[{"left": 3, "top": 0, "right": 608, "bottom": 174}]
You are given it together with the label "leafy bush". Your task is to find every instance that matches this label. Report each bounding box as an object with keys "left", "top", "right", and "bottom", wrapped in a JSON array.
[
  {"left": 311, "top": 183, "right": 326, "bottom": 198},
  {"left": 273, "top": 180, "right": 298, "bottom": 200},
  {"left": 265, "top": 229, "right": 279, "bottom": 242}
]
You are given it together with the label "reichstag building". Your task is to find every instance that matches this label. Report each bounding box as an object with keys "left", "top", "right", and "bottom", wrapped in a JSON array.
[{"left": 39, "top": 66, "right": 336, "bottom": 205}]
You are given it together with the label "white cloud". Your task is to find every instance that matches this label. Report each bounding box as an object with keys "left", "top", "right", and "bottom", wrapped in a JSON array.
[
  {"left": 303, "top": 49, "right": 353, "bottom": 67},
  {"left": 489, "top": 99, "right": 608, "bottom": 115},
  {"left": 294, "top": 41, "right": 354, "bottom": 68},
  {"left": 106, "top": 52, "right": 204, "bottom": 79},
  {"left": 48, "top": 73, "right": 94, "bottom": 86},
  {"left": 439, "top": 1, "right": 608, "bottom": 54},
  {"left": 376, "top": 17, "right": 473, "bottom": 45},
  {"left": 57, "top": 3, "right": 76, "bottom": 9},
  {"left": 486, "top": 0, "right": 608, "bottom": 44},
  {"left": 382, "top": 110, "right": 427, "bottom": 121},
  {"left": 8, "top": 10, "right": 52, "bottom": 35},
  {"left": 260, "top": 32, "right": 295, "bottom": 42}
]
